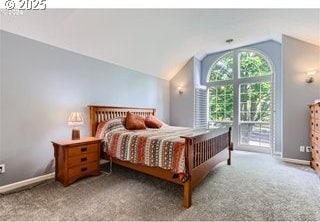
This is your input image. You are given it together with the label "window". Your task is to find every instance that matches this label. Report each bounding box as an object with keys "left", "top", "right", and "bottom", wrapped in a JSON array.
[
  {"left": 208, "top": 52, "right": 233, "bottom": 81},
  {"left": 239, "top": 51, "right": 272, "bottom": 78},
  {"left": 239, "top": 82, "right": 271, "bottom": 122},
  {"left": 207, "top": 49, "right": 273, "bottom": 151},
  {"left": 208, "top": 85, "right": 233, "bottom": 128}
]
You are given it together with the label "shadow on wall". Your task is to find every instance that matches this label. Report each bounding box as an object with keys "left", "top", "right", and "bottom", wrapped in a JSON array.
[{"left": 34, "top": 159, "right": 55, "bottom": 177}]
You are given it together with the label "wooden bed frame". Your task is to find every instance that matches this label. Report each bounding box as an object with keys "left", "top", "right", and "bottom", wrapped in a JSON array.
[{"left": 89, "top": 105, "right": 233, "bottom": 208}]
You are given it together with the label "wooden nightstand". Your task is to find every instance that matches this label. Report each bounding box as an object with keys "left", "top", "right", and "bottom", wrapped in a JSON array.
[{"left": 52, "top": 137, "right": 101, "bottom": 186}]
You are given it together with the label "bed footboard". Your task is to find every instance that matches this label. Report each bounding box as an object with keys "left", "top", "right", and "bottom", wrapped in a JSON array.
[
  {"left": 88, "top": 105, "right": 233, "bottom": 208},
  {"left": 181, "top": 127, "right": 232, "bottom": 208}
]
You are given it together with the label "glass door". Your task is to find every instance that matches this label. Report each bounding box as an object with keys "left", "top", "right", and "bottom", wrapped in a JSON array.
[
  {"left": 207, "top": 49, "right": 273, "bottom": 153},
  {"left": 239, "top": 82, "right": 272, "bottom": 149}
]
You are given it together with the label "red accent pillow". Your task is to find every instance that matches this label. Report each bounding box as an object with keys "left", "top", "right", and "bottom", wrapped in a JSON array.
[
  {"left": 125, "top": 112, "right": 146, "bottom": 130},
  {"left": 145, "top": 114, "right": 163, "bottom": 128}
]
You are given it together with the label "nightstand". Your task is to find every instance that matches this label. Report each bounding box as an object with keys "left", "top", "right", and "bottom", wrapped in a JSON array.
[{"left": 52, "top": 137, "right": 101, "bottom": 186}]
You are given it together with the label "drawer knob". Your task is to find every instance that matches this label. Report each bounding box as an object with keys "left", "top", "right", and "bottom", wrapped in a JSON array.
[
  {"left": 81, "top": 147, "right": 87, "bottom": 152},
  {"left": 81, "top": 157, "right": 87, "bottom": 162},
  {"left": 317, "top": 150, "right": 319, "bottom": 154},
  {"left": 81, "top": 167, "right": 87, "bottom": 172}
]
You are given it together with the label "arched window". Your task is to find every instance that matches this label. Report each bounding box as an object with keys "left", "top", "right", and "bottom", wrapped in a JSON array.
[
  {"left": 207, "top": 49, "right": 272, "bottom": 82},
  {"left": 208, "top": 52, "right": 233, "bottom": 81},
  {"left": 238, "top": 50, "right": 272, "bottom": 78},
  {"left": 207, "top": 49, "right": 273, "bottom": 152}
]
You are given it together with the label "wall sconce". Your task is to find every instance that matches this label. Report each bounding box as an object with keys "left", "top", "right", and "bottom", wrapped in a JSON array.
[
  {"left": 177, "top": 86, "right": 183, "bottom": 95},
  {"left": 305, "top": 70, "right": 316, "bottom": 83},
  {"left": 68, "top": 112, "right": 84, "bottom": 140}
]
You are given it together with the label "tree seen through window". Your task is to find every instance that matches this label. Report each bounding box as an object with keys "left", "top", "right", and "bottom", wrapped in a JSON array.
[{"left": 207, "top": 49, "right": 272, "bottom": 148}]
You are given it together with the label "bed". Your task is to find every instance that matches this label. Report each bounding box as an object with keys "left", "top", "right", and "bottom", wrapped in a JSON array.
[{"left": 89, "top": 105, "right": 233, "bottom": 208}]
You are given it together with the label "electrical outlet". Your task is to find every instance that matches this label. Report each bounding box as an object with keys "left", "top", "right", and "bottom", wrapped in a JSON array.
[
  {"left": 306, "top": 146, "right": 311, "bottom": 152},
  {"left": 300, "top": 146, "right": 305, "bottom": 152},
  {"left": 0, "top": 164, "right": 5, "bottom": 174}
]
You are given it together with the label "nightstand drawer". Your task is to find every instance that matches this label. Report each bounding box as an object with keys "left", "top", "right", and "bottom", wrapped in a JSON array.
[
  {"left": 68, "top": 152, "right": 98, "bottom": 168},
  {"left": 68, "top": 162, "right": 98, "bottom": 179},
  {"left": 68, "top": 143, "right": 99, "bottom": 157}
]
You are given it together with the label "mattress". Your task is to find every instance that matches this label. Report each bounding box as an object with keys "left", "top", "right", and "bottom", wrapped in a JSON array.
[{"left": 96, "top": 117, "right": 195, "bottom": 174}]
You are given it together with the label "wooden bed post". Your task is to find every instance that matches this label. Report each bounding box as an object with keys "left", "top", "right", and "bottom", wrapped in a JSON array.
[
  {"left": 183, "top": 137, "right": 193, "bottom": 208},
  {"left": 89, "top": 106, "right": 97, "bottom": 136},
  {"left": 183, "top": 180, "right": 191, "bottom": 208}
]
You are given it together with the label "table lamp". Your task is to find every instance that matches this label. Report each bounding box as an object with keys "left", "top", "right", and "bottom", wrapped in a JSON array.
[{"left": 68, "top": 112, "right": 84, "bottom": 140}]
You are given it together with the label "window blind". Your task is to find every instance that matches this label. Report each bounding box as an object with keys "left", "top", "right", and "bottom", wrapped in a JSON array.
[{"left": 194, "top": 87, "right": 207, "bottom": 128}]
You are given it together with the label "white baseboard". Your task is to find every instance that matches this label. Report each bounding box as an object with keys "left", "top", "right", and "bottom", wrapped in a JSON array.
[
  {"left": 281, "top": 157, "right": 310, "bottom": 166},
  {"left": 273, "top": 151, "right": 281, "bottom": 156},
  {"left": 0, "top": 172, "right": 55, "bottom": 193}
]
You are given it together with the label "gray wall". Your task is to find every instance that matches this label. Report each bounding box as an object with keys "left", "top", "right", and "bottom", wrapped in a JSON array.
[
  {"left": 201, "top": 40, "right": 282, "bottom": 153},
  {"left": 0, "top": 30, "right": 170, "bottom": 186},
  {"left": 193, "top": 57, "right": 202, "bottom": 86},
  {"left": 282, "top": 35, "right": 320, "bottom": 160},
  {"left": 170, "top": 58, "right": 195, "bottom": 127}
]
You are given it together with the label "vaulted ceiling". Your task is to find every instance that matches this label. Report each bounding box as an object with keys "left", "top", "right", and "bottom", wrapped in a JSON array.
[{"left": 1, "top": 9, "right": 319, "bottom": 80}]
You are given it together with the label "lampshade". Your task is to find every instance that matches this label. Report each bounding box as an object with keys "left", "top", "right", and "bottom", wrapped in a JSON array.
[{"left": 68, "top": 112, "right": 84, "bottom": 126}]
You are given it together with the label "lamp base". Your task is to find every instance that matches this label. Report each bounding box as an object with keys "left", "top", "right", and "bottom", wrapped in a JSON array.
[{"left": 72, "top": 128, "right": 80, "bottom": 140}]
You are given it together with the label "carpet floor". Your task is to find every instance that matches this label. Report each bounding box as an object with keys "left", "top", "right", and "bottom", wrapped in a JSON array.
[{"left": 1, "top": 151, "right": 320, "bottom": 221}]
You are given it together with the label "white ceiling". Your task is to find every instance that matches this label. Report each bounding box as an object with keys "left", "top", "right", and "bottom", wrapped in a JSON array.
[{"left": 1, "top": 9, "right": 319, "bottom": 80}]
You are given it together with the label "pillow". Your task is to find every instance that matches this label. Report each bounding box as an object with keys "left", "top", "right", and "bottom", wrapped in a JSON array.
[
  {"left": 145, "top": 114, "right": 163, "bottom": 128},
  {"left": 95, "top": 117, "right": 125, "bottom": 139},
  {"left": 125, "top": 111, "right": 146, "bottom": 130}
]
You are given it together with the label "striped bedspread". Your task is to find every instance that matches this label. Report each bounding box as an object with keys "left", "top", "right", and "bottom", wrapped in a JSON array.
[{"left": 102, "top": 126, "right": 195, "bottom": 174}]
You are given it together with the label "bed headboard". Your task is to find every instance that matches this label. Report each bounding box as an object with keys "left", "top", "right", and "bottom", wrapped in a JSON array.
[{"left": 88, "top": 105, "right": 156, "bottom": 136}]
